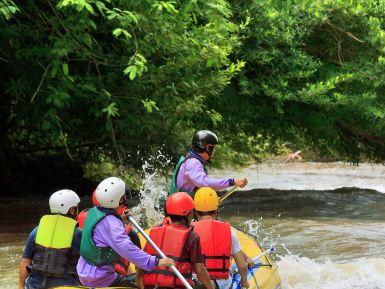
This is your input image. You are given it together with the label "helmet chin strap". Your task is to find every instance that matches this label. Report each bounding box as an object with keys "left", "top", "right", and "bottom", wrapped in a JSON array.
[
  {"left": 204, "top": 146, "right": 215, "bottom": 161},
  {"left": 67, "top": 206, "right": 78, "bottom": 220}
]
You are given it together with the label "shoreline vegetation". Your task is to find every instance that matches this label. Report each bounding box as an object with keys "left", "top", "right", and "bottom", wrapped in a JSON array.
[{"left": 2, "top": 1, "right": 385, "bottom": 196}]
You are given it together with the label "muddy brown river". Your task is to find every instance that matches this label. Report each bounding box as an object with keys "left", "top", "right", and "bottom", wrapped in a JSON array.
[{"left": 2, "top": 162, "right": 385, "bottom": 289}]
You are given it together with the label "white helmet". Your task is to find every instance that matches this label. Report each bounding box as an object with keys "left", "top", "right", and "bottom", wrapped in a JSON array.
[
  {"left": 49, "top": 189, "right": 80, "bottom": 214},
  {"left": 95, "top": 177, "right": 125, "bottom": 208}
]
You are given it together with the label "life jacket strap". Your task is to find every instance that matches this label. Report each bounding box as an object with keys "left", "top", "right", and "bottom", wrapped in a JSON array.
[
  {"left": 152, "top": 254, "right": 191, "bottom": 263},
  {"left": 202, "top": 254, "right": 230, "bottom": 273},
  {"left": 144, "top": 269, "right": 192, "bottom": 279}
]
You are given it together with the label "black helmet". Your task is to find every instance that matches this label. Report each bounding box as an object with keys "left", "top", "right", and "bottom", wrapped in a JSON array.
[{"left": 192, "top": 130, "right": 218, "bottom": 154}]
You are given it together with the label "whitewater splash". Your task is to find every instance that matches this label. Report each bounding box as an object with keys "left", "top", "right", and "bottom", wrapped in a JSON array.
[
  {"left": 278, "top": 255, "right": 385, "bottom": 289},
  {"left": 241, "top": 219, "right": 385, "bottom": 289},
  {"left": 243, "top": 219, "right": 279, "bottom": 248},
  {"left": 131, "top": 151, "right": 171, "bottom": 226},
  {"left": 129, "top": 158, "right": 385, "bottom": 289}
]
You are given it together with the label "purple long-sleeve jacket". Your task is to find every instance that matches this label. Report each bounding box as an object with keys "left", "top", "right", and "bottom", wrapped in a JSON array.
[
  {"left": 76, "top": 215, "right": 157, "bottom": 287},
  {"left": 176, "top": 151, "right": 234, "bottom": 193}
]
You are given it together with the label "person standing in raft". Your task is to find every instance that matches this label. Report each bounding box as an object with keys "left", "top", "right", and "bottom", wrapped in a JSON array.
[
  {"left": 137, "top": 192, "right": 214, "bottom": 289},
  {"left": 19, "top": 190, "right": 82, "bottom": 289},
  {"left": 77, "top": 190, "right": 141, "bottom": 278},
  {"left": 77, "top": 177, "right": 174, "bottom": 287},
  {"left": 193, "top": 187, "right": 250, "bottom": 289},
  {"left": 168, "top": 130, "right": 248, "bottom": 196}
]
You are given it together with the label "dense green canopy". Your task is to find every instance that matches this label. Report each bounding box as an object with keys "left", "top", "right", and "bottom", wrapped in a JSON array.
[
  {"left": 226, "top": 0, "right": 385, "bottom": 162},
  {"left": 1, "top": 0, "right": 385, "bottom": 194}
]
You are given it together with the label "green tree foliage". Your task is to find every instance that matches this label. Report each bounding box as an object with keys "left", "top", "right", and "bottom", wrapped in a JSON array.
[
  {"left": 221, "top": 0, "right": 385, "bottom": 162},
  {"left": 2, "top": 0, "right": 385, "bottom": 195},
  {"left": 0, "top": 0, "right": 18, "bottom": 20},
  {"left": 0, "top": 0, "right": 239, "bottom": 172}
]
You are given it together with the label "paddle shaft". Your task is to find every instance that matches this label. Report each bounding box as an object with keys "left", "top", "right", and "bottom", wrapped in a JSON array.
[
  {"left": 251, "top": 247, "right": 274, "bottom": 264},
  {"left": 128, "top": 216, "right": 194, "bottom": 289},
  {"left": 219, "top": 186, "right": 239, "bottom": 205},
  {"left": 232, "top": 247, "right": 274, "bottom": 274}
]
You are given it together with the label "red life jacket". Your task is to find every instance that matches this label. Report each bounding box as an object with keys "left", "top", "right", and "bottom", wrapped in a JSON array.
[
  {"left": 193, "top": 219, "right": 231, "bottom": 279},
  {"left": 143, "top": 220, "right": 193, "bottom": 288},
  {"left": 77, "top": 208, "right": 89, "bottom": 229},
  {"left": 78, "top": 208, "right": 133, "bottom": 275}
]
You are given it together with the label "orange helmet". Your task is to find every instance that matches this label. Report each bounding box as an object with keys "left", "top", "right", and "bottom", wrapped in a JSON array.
[{"left": 166, "top": 192, "right": 194, "bottom": 216}]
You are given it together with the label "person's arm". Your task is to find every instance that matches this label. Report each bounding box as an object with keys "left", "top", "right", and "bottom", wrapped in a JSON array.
[
  {"left": 194, "top": 262, "right": 214, "bottom": 289},
  {"left": 135, "top": 267, "right": 144, "bottom": 289},
  {"left": 188, "top": 232, "right": 214, "bottom": 289},
  {"left": 186, "top": 159, "right": 248, "bottom": 189},
  {"left": 233, "top": 252, "right": 249, "bottom": 288},
  {"left": 103, "top": 216, "right": 173, "bottom": 271},
  {"left": 230, "top": 230, "right": 249, "bottom": 288},
  {"left": 19, "top": 227, "right": 38, "bottom": 289},
  {"left": 241, "top": 250, "right": 254, "bottom": 267},
  {"left": 19, "top": 258, "right": 31, "bottom": 289},
  {"left": 186, "top": 159, "right": 232, "bottom": 190}
]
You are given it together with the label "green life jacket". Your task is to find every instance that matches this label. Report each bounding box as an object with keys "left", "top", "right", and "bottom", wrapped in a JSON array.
[
  {"left": 31, "top": 214, "right": 78, "bottom": 276},
  {"left": 168, "top": 156, "right": 186, "bottom": 196},
  {"left": 80, "top": 207, "right": 121, "bottom": 266},
  {"left": 168, "top": 154, "right": 208, "bottom": 196}
]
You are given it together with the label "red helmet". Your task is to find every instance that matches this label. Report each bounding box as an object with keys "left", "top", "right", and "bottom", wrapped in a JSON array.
[
  {"left": 166, "top": 192, "right": 194, "bottom": 216},
  {"left": 92, "top": 190, "right": 100, "bottom": 206}
]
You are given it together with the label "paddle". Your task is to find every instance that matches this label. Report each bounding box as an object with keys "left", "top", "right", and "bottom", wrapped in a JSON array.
[
  {"left": 249, "top": 245, "right": 275, "bottom": 266},
  {"left": 231, "top": 246, "right": 276, "bottom": 274},
  {"left": 127, "top": 215, "right": 194, "bottom": 289},
  {"left": 219, "top": 186, "right": 240, "bottom": 205}
]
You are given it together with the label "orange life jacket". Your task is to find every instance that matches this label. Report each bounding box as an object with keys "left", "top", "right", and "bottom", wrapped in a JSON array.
[
  {"left": 193, "top": 219, "right": 231, "bottom": 279},
  {"left": 143, "top": 220, "right": 193, "bottom": 288}
]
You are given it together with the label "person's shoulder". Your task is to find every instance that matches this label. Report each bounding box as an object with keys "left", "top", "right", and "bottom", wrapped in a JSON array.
[
  {"left": 185, "top": 157, "right": 203, "bottom": 168},
  {"left": 103, "top": 213, "right": 120, "bottom": 220},
  {"left": 214, "top": 219, "right": 232, "bottom": 229},
  {"left": 188, "top": 229, "right": 200, "bottom": 242},
  {"left": 28, "top": 226, "right": 39, "bottom": 239},
  {"left": 230, "top": 229, "right": 241, "bottom": 249},
  {"left": 24, "top": 226, "right": 38, "bottom": 249},
  {"left": 230, "top": 228, "right": 239, "bottom": 239},
  {"left": 102, "top": 214, "right": 125, "bottom": 229}
]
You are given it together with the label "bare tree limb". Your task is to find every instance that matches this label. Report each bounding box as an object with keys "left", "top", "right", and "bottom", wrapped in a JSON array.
[{"left": 30, "top": 64, "right": 50, "bottom": 103}]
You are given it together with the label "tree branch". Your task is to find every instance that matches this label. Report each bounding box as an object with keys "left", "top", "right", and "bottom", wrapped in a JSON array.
[
  {"left": 326, "top": 21, "right": 365, "bottom": 43},
  {"left": 30, "top": 64, "right": 50, "bottom": 103}
]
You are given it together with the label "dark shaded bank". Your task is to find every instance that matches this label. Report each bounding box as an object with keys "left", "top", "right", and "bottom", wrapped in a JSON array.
[
  {"left": 0, "top": 139, "right": 96, "bottom": 197},
  {"left": 0, "top": 194, "right": 141, "bottom": 234},
  {"left": 219, "top": 188, "right": 385, "bottom": 221},
  {"left": 3, "top": 187, "right": 385, "bottom": 234}
]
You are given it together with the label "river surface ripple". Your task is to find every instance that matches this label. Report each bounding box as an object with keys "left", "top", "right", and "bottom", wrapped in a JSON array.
[{"left": 2, "top": 162, "right": 385, "bottom": 289}]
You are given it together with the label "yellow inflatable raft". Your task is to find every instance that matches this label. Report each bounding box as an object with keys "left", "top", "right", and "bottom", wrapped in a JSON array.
[
  {"left": 53, "top": 227, "right": 280, "bottom": 289},
  {"left": 231, "top": 227, "right": 280, "bottom": 289}
]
